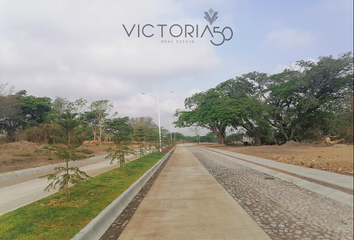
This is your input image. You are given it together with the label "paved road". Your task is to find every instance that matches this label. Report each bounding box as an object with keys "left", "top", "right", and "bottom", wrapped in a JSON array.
[
  {"left": 0, "top": 154, "right": 138, "bottom": 215},
  {"left": 115, "top": 144, "right": 353, "bottom": 239},
  {"left": 117, "top": 144, "right": 271, "bottom": 240}
]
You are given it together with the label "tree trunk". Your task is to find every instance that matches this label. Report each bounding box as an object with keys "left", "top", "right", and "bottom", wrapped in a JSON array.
[
  {"left": 245, "top": 119, "right": 262, "bottom": 145},
  {"left": 207, "top": 122, "right": 226, "bottom": 145},
  {"left": 99, "top": 121, "right": 103, "bottom": 142},
  {"left": 219, "top": 135, "right": 226, "bottom": 144},
  {"left": 92, "top": 127, "right": 97, "bottom": 141},
  {"left": 213, "top": 129, "right": 226, "bottom": 144},
  {"left": 253, "top": 131, "right": 261, "bottom": 146},
  {"left": 239, "top": 120, "right": 262, "bottom": 145},
  {"left": 289, "top": 126, "right": 296, "bottom": 140},
  {"left": 287, "top": 118, "right": 300, "bottom": 141},
  {"left": 68, "top": 130, "right": 71, "bottom": 146},
  {"left": 281, "top": 130, "right": 289, "bottom": 142}
]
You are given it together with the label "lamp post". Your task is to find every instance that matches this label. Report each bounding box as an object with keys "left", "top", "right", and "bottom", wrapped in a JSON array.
[{"left": 142, "top": 91, "right": 174, "bottom": 152}]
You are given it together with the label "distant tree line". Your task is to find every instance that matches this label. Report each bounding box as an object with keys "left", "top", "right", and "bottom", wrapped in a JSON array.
[
  {"left": 175, "top": 52, "right": 353, "bottom": 145},
  {"left": 0, "top": 85, "right": 215, "bottom": 145},
  {"left": 0, "top": 88, "right": 163, "bottom": 145}
]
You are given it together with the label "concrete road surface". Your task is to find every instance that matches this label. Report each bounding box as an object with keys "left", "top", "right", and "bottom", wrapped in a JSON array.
[
  {"left": 0, "top": 154, "right": 137, "bottom": 215},
  {"left": 118, "top": 144, "right": 271, "bottom": 240}
]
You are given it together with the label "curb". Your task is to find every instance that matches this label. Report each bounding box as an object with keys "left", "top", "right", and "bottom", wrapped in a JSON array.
[{"left": 71, "top": 148, "right": 175, "bottom": 240}]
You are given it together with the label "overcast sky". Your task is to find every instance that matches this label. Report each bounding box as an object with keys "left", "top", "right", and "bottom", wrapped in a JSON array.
[{"left": 0, "top": 0, "right": 353, "bottom": 136}]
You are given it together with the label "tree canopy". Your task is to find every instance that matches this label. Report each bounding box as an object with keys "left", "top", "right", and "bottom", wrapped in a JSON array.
[{"left": 175, "top": 52, "right": 353, "bottom": 144}]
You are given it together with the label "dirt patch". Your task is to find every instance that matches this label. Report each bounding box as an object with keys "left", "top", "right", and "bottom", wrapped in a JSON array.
[
  {"left": 0, "top": 141, "right": 132, "bottom": 174},
  {"left": 199, "top": 143, "right": 354, "bottom": 176}
]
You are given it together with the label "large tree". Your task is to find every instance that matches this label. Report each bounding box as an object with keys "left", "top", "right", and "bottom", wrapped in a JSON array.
[
  {"left": 175, "top": 89, "right": 235, "bottom": 144},
  {"left": 215, "top": 72, "right": 272, "bottom": 145},
  {"left": 175, "top": 52, "right": 353, "bottom": 144},
  {"left": 266, "top": 52, "right": 353, "bottom": 141}
]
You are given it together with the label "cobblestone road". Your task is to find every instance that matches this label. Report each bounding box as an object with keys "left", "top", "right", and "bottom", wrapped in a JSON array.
[{"left": 188, "top": 146, "right": 353, "bottom": 240}]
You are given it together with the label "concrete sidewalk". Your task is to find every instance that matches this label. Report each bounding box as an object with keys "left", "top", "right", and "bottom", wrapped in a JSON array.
[{"left": 118, "top": 144, "right": 271, "bottom": 240}]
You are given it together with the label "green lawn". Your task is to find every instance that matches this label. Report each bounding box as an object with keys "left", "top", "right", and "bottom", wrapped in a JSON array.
[{"left": 0, "top": 152, "right": 165, "bottom": 240}]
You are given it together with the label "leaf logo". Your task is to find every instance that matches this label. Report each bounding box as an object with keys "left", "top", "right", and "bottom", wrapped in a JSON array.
[{"left": 204, "top": 8, "right": 218, "bottom": 25}]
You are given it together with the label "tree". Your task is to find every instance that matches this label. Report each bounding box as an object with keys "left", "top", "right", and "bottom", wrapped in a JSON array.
[
  {"left": 0, "top": 95, "right": 23, "bottom": 140},
  {"left": 104, "top": 116, "right": 136, "bottom": 165},
  {"left": 133, "top": 126, "right": 147, "bottom": 157},
  {"left": 0, "top": 84, "right": 22, "bottom": 140},
  {"left": 22, "top": 97, "right": 89, "bottom": 144},
  {"left": 107, "top": 117, "right": 132, "bottom": 143},
  {"left": 17, "top": 90, "right": 52, "bottom": 127},
  {"left": 129, "top": 117, "right": 157, "bottom": 135},
  {"left": 266, "top": 52, "right": 353, "bottom": 141},
  {"left": 145, "top": 128, "right": 159, "bottom": 152},
  {"left": 70, "top": 98, "right": 87, "bottom": 117},
  {"left": 175, "top": 89, "right": 235, "bottom": 144},
  {"left": 176, "top": 52, "right": 353, "bottom": 144},
  {"left": 215, "top": 72, "right": 272, "bottom": 145},
  {"left": 39, "top": 111, "right": 91, "bottom": 202},
  {"left": 83, "top": 111, "right": 99, "bottom": 141},
  {"left": 0, "top": 83, "right": 15, "bottom": 96},
  {"left": 87, "top": 100, "right": 117, "bottom": 142},
  {"left": 105, "top": 117, "right": 135, "bottom": 166},
  {"left": 129, "top": 116, "right": 160, "bottom": 151},
  {"left": 159, "top": 126, "right": 170, "bottom": 149},
  {"left": 329, "top": 94, "right": 353, "bottom": 142}
]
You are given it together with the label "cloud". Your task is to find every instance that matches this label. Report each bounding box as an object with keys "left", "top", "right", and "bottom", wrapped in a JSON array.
[
  {"left": 262, "top": 28, "right": 316, "bottom": 50},
  {"left": 0, "top": 0, "right": 221, "bottom": 106},
  {"left": 86, "top": 39, "right": 220, "bottom": 83}
]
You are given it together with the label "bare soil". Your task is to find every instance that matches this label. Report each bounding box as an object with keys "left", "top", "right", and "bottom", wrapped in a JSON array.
[
  {"left": 200, "top": 142, "right": 354, "bottom": 176},
  {"left": 0, "top": 141, "right": 118, "bottom": 174}
]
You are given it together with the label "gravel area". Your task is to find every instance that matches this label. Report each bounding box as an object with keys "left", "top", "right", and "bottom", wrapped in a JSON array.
[{"left": 188, "top": 145, "right": 353, "bottom": 240}]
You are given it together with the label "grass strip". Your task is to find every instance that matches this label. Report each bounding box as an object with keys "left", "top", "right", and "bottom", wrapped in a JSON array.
[{"left": 0, "top": 152, "right": 165, "bottom": 240}]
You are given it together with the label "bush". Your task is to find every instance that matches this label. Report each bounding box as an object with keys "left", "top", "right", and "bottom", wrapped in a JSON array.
[{"left": 80, "top": 148, "right": 94, "bottom": 154}]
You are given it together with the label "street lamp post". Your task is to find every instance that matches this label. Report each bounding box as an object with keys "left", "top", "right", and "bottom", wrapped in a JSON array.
[{"left": 142, "top": 91, "right": 174, "bottom": 152}]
